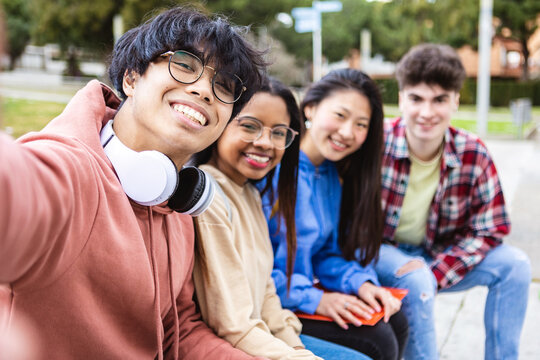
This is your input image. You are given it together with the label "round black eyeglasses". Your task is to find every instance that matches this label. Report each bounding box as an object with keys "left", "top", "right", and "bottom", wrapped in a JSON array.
[
  {"left": 160, "top": 50, "right": 246, "bottom": 104},
  {"left": 236, "top": 116, "right": 299, "bottom": 150}
]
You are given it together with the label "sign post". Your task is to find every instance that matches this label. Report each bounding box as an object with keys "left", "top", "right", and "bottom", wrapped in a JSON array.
[
  {"left": 476, "top": 0, "right": 492, "bottom": 138},
  {"left": 291, "top": 1, "right": 342, "bottom": 81}
]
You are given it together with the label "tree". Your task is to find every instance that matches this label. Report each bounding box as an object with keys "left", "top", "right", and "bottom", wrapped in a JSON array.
[
  {"left": 268, "top": 0, "right": 370, "bottom": 66},
  {"left": 30, "top": 0, "right": 123, "bottom": 76},
  {"left": 205, "top": 0, "right": 304, "bottom": 29},
  {"left": 372, "top": 0, "right": 478, "bottom": 62},
  {"left": 494, "top": 0, "right": 540, "bottom": 80},
  {"left": 1, "top": 0, "right": 32, "bottom": 70},
  {"left": 268, "top": 0, "right": 477, "bottom": 68},
  {"left": 318, "top": 0, "right": 374, "bottom": 62},
  {"left": 430, "top": 0, "right": 479, "bottom": 50},
  {"left": 121, "top": 0, "right": 182, "bottom": 29}
]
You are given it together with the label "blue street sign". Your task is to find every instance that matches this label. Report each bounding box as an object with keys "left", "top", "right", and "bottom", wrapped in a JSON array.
[
  {"left": 291, "top": 2, "right": 342, "bottom": 33},
  {"left": 291, "top": 7, "right": 316, "bottom": 19},
  {"left": 291, "top": 7, "right": 320, "bottom": 33},
  {"left": 313, "top": 1, "right": 343, "bottom": 13},
  {"left": 295, "top": 18, "right": 317, "bottom": 33},
  {"left": 290, "top": 1, "right": 343, "bottom": 81}
]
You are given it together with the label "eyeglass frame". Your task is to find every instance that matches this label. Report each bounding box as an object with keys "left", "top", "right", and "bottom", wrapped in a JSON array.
[
  {"left": 234, "top": 116, "right": 299, "bottom": 150},
  {"left": 159, "top": 50, "right": 247, "bottom": 104}
]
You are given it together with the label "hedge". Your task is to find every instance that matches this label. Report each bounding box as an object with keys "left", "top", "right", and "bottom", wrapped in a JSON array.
[{"left": 375, "top": 78, "right": 540, "bottom": 107}]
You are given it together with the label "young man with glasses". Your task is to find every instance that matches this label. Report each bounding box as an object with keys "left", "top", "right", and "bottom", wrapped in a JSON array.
[
  {"left": 0, "top": 6, "right": 267, "bottom": 360},
  {"left": 376, "top": 43, "right": 531, "bottom": 360}
]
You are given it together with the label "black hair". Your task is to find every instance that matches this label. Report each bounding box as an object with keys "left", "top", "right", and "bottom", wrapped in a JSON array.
[
  {"left": 255, "top": 77, "right": 300, "bottom": 289},
  {"left": 193, "top": 75, "right": 301, "bottom": 286},
  {"left": 108, "top": 6, "right": 266, "bottom": 119},
  {"left": 396, "top": 43, "right": 466, "bottom": 92},
  {"left": 300, "top": 68, "right": 384, "bottom": 266}
]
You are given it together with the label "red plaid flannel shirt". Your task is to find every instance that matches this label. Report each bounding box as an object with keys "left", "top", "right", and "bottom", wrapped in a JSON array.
[{"left": 381, "top": 118, "right": 510, "bottom": 289}]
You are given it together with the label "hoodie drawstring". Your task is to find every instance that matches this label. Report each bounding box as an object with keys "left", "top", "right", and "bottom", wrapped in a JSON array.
[
  {"left": 164, "top": 218, "right": 180, "bottom": 360},
  {"left": 147, "top": 207, "right": 180, "bottom": 360},
  {"left": 147, "top": 207, "right": 164, "bottom": 360}
]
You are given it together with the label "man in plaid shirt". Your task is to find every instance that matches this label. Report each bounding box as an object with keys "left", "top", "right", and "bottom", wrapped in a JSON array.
[{"left": 374, "top": 44, "right": 531, "bottom": 360}]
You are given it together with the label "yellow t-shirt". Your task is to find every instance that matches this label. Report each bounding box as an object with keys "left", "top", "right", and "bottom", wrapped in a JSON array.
[{"left": 394, "top": 149, "right": 442, "bottom": 246}]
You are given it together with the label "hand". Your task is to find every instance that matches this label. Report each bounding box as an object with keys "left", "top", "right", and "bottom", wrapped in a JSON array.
[
  {"left": 315, "top": 292, "right": 374, "bottom": 330},
  {"left": 358, "top": 282, "right": 402, "bottom": 322}
]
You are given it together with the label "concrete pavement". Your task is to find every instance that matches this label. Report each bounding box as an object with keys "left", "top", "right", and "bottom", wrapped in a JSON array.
[
  {"left": 1, "top": 69, "right": 540, "bottom": 359},
  {"left": 0, "top": 68, "right": 92, "bottom": 103}
]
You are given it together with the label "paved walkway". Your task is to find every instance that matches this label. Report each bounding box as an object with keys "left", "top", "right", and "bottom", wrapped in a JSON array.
[{"left": 2, "top": 69, "right": 539, "bottom": 359}]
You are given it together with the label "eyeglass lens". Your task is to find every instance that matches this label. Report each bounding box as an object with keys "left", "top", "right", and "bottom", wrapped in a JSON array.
[
  {"left": 237, "top": 117, "right": 296, "bottom": 149},
  {"left": 168, "top": 51, "right": 244, "bottom": 104}
]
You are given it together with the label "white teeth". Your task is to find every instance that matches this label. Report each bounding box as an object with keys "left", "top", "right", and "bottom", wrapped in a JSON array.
[
  {"left": 246, "top": 153, "right": 270, "bottom": 163},
  {"left": 173, "top": 104, "right": 207, "bottom": 126},
  {"left": 330, "top": 139, "right": 346, "bottom": 148}
]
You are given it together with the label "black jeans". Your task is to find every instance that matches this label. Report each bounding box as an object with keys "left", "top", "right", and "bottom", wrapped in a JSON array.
[{"left": 300, "top": 310, "right": 409, "bottom": 360}]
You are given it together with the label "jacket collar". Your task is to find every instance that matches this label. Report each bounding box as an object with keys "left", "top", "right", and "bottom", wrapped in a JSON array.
[{"left": 387, "top": 117, "right": 461, "bottom": 169}]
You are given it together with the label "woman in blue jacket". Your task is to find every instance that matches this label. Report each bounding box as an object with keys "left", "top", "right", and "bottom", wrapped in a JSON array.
[{"left": 261, "top": 69, "right": 408, "bottom": 360}]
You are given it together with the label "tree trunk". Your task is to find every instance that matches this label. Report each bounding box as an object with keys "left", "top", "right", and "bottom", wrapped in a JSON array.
[
  {"left": 64, "top": 48, "right": 83, "bottom": 77},
  {"left": 521, "top": 36, "right": 529, "bottom": 81},
  {"left": 8, "top": 54, "right": 16, "bottom": 71}
]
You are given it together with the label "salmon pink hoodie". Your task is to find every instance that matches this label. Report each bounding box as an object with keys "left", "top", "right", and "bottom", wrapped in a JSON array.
[{"left": 0, "top": 80, "right": 262, "bottom": 360}]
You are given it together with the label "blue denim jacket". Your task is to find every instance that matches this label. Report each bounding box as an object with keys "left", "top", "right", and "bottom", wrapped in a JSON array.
[{"left": 260, "top": 151, "right": 379, "bottom": 314}]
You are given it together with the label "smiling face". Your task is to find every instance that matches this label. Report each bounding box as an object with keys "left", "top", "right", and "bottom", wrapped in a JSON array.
[
  {"left": 212, "top": 92, "right": 290, "bottom": 185},
  {"left": 113, "top": 55, "right": 234, "bottom": 168},
  {"left": 301, "top": 89, "right": 371, "bottom": 166},
  {"left": 399, "top": 82, "right": 459, "bottom": 153}
]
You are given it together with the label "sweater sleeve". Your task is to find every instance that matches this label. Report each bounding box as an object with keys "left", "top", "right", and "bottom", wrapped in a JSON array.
[
  {"left": 173, "top": 248, "right": 265, "bottom": 360},
  {"left": 193, "top": 193, "right": 319, "bottom": 360},
  {"left": 260, "top": 277, "right": 303, "bottom": 349},
  {"left": 0, "top": 133, "right": 99, "bottom": 284},
  {"left": 312, "top": 237, "right": 380, "bottom": 295}
]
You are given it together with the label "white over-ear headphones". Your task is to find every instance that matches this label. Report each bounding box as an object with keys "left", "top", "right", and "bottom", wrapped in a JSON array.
[{"left": 100, "top": 120, "right": 215, "bottom": 216}]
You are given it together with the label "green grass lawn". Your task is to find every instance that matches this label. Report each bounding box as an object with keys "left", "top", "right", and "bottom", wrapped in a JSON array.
[
  {"left": 384, "top": 104, "right": 538, "bottom": 137},
  {"left": 1, "top": 98, "right": 65, "bottom": 138},
  {"left": 1, "top": 98, "right": 538, "bottom": 139}
]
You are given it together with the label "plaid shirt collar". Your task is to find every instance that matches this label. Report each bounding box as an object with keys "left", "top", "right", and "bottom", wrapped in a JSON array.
[{"left": 386, "top": 117, "right": 461, "bottom": 169}]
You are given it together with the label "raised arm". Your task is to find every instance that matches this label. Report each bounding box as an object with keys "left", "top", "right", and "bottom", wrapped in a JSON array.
[{"left": 0, "top": 133, "right": 99, "bottom": 283}]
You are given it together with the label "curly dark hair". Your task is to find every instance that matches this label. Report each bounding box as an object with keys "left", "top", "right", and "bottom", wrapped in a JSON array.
[{"left": 108, "top": 6, "right": 267, "bottom": 119}]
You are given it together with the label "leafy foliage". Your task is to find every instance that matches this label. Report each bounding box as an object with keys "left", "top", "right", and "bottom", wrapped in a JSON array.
[
  {"left": 8, "top": 0, "right": 539, "bottom": 80},
  {"left": 493, "top": 0, "right": 540, "bottom": 80},
  {"left": 31, "top": 0, "right": 122, "bottom": 55},
  {"left": 1, "top": 0, "right": 32, "bottom": 69},
  {"left": 269, "top": 0, "right": 481, "bottom": 64}
]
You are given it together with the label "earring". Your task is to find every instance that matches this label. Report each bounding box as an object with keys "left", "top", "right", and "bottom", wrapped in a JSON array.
[{"left": 305, "top": 120, "right": 312, "bottom": 129}]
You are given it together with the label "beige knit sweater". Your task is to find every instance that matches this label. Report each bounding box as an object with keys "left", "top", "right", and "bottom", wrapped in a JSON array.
[{"left": 193, "top": 165, "right": 321, "bottom": 360}]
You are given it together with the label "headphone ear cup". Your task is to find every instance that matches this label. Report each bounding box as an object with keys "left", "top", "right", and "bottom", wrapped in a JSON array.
[
  {"left": 168, "top": 166, "right": 215, "bottom": 216},
  {"left": 138, "top": 151, "right": 179, "bottom": 206}
]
